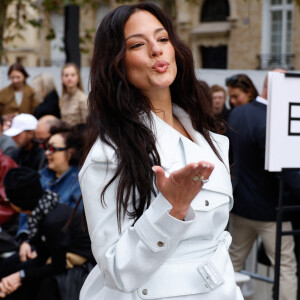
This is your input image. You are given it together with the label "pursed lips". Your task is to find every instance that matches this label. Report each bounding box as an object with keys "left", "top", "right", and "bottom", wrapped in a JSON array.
[{"left": 152, "top": 60, "right": 169, "bottom": 73}]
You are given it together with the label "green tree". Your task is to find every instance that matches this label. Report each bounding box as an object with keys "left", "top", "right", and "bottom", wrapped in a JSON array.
[
  {"left": 0, "top": 0, "right": 111, "bottom": 65},
  {"left": 0, "top": 0, "right": 178, "bottom": 65}
]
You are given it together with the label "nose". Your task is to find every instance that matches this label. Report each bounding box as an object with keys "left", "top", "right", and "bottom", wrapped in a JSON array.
[
  {"left": 45, "top": 148, "right": 51, "bottom": 155},
  {"left": 150, "top": 41, "right": 163, "bottom": 57}
]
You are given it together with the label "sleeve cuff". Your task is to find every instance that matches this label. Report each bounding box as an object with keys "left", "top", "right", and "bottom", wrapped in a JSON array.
[{"left": 135, "top": 193, "right": 195, "bottom": 252}]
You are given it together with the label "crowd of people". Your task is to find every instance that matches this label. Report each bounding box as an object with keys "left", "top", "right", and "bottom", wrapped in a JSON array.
[
  {"left": 0, "top": 62, "right": 93, "bottom": 299},
  {"left": 0, "top": 2, "right": 299, "bottom": 300}
]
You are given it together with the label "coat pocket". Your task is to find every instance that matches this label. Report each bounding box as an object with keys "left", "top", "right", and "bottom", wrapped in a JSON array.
[
  {"left": 137, "top": 243, "right": 229, "bottom": 299},
  {"left": 191, "top": 189, "right": 230, "bottom": 212}
]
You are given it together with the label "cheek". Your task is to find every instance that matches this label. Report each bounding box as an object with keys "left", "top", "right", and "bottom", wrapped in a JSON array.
[
  {"left": 125, "top": 58, "right": 143, "bottom": 84},
  {"left": 238, "top": 93, "right": 249, "bottom": 104}
]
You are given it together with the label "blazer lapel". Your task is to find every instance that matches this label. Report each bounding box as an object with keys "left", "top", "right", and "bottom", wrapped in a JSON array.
[
  {"left": 151, "top": 111, "right": 181, "bottom": 172},
  {"left": 173, "top": 106, "right": 233, "bottom": 199}
]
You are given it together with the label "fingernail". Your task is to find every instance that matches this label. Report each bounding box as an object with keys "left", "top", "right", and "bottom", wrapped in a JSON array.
[
  {"left": 152, "top": 166, "right": 157, "bottom": 173},
  {"left": 193, "top": 163, "right": 198, "bottom": 169},
  {"left": 202, "top": 164, "right": 207, "bottom": 168}
]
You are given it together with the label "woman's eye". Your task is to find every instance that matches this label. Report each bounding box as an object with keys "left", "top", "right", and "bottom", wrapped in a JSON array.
[
  {"left": 159, "top": 38, "right": 169, "bottom": 42},
  {"left": 130, "top": 43, "right": 143, "bottom": 49}
]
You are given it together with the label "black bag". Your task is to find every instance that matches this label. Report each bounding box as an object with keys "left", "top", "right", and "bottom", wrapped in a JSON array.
[{"left": 55, "top": 262, "right": 95, "bottom": 300}]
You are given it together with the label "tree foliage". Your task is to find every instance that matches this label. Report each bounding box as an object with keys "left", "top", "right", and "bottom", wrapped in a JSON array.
[{"left": 0, "top": 0, "right": 113, "bottom": 64}]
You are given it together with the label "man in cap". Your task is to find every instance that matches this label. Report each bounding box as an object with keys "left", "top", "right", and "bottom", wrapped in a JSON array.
[{"left": 4, "top": 114, "right": 46, "bottom": 170}]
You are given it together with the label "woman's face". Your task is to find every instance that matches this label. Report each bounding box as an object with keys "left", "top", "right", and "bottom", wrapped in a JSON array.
[
  {"left": 62, "top": 66, "right": 79, "bottom": 90},
  {"left": 45, "top": 133, "right": 71, "bottom": 176},
  {"left": 9, "top": 70, "right": 25, "bottom": 90},
  {"left": 227, "top": 87, "right": 251, "bottom": 107},
  {"left": 124, "top": 10, "right": 177, "bottom": 95}
]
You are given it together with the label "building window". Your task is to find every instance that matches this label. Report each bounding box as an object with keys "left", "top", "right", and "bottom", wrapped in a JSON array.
[
  {"left": 200, "top": 46, "right": 227, "bottom": 69},
  {"left": 201, "top": 0, "right": 229, "bottom": 22},
  {"left": 260, "top": 0, "right": 293, "bottom": 69}
]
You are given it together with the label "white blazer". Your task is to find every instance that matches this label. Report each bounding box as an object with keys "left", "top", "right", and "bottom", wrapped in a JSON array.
[{"left": 79, "top": 106, "right": 244, "bottom": 300}]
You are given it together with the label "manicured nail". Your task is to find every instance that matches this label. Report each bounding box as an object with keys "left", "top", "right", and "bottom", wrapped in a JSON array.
[
  {"left": 202, "top": 164, "right": 207, "bottom": 168},
  {"left": 152, "top": 166, "right": 157, "bottom": 173},
  {"left": 193, "top": 163, "right": 198, "bottom": 169}
]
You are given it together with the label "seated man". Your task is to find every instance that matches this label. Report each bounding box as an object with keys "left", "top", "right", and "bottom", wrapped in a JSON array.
[{"left": 3, "top": 114, "right": 46, "bottom": 170}]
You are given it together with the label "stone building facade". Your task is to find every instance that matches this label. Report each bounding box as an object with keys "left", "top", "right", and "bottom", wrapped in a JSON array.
[{"left": 2, "top": 0, "right": 300, "bottom": 70}]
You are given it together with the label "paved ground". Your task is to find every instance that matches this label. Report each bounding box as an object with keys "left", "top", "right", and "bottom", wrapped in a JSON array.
[
  {"left": 239, "top": 244, "right": 274, "bottom": 300},
  {"left": 242, "top": 265, "right": 273, "bottom": 300}
]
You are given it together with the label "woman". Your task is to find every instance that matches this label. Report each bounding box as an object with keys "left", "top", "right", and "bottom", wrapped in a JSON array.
[
  {"left": 59, "top": 63, "right": 87, "bottom": 126},
  {"left": 80, "top": 3, "right": 243, "bottom": 300},
  {"left": 0, "top": 63, "right": 38, "bottom": 129},
  {"left": 16, "top": 124, "right": 83, "bottom": 262},
  {"left": 225, "top": 74, "right": 258, "bottom": 108},
  {"left": 32, "top": 73, "right": 61, "bottom": 119},
  {"left": 40, "top": 123, "right": 82, "bottom": 208}
]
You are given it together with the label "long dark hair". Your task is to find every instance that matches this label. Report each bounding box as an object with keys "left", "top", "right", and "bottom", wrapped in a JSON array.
[{"left": 83, "top": 3, "right": 220, "bottom": 229}]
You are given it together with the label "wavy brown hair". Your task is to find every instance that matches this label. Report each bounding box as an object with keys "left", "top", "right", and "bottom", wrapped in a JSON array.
[{"left": 83, "top": 3, "right": 221, "bottom": 229}]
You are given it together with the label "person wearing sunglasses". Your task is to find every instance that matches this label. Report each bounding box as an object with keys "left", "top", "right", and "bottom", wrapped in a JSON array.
[
  {"left": 40, "top": 124, "right": 83, "bottom": 209},
  {"left": 15, "top": 124, "right": 84, "bottom": 264},
  {"left": 225, "top": 74, "right": 258, "bottom": 108}
]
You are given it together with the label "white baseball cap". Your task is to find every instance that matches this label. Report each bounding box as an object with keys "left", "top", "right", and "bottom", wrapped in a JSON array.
[{"left": 4, "top": 114, "right": 38, "bottom": 137}]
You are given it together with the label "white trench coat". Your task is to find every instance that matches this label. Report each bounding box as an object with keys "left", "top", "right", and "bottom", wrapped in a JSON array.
[{"left": 79, "top": 106, "right": 244, "bottom": 300}]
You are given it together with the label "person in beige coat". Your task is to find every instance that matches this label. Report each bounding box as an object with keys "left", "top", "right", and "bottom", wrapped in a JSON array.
[
  {"left": 59, "top": 63, "right": 88, "bottom": 126},
  {"left": 0, "top": 63, "right": 38, "bottom": 129},
  {"left": 79, "top": 3, "right": 243, "bottom": 300}
]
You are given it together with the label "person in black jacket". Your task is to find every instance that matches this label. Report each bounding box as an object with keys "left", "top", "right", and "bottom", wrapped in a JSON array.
[
  {"left": 33, "top": 73, "right": 61, "bottom": 120},
  {"left": 3, "top": 114, "right": 46, "bottom": 171},
  {"left": 0, "top": 167, "right": 94, "bottom": 300},
  {"left": 228, "top": 71, "right": 297, "bottom": 300}
]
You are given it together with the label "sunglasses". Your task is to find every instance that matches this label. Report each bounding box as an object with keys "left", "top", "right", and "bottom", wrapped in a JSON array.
[
  {"left": 45, "top": 144, "right": 68, "bottom": 154},
  {"left": 225, "top": 75, "right": 250, "bottom": 88},
  {"left": 33, "top": 138, "right": 49, "bottom": 149}
]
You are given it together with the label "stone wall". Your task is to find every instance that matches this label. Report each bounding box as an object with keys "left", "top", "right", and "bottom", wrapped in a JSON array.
[{"left": 227, "top": 0, "right": 262, "bottom": 69}]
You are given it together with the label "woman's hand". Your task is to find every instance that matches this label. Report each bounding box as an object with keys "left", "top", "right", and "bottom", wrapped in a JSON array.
[
  {"left": 19, "top": 242, "right": 37, "bottom": 262},
  {"left": 152, "top": 161, "right": 214, "bottom": 220},
  {"left": 0, "top": 272, "right": 22, "bottom": 298}
]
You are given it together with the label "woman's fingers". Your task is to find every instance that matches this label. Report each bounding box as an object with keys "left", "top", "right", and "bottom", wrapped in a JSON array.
[{"left": 171, "top": 161, "right": 214, "bottom": 186}]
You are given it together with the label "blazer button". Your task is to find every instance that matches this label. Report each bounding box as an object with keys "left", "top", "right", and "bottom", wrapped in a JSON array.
[
  {"left": 205, "top": 200, "right": 209, "bottom": 206},
  {"left": 157, "top": 241, "right": 164, "bottom": 247},
  {"left": 142, "top": 289, "right": 148, "bottom": 295}
]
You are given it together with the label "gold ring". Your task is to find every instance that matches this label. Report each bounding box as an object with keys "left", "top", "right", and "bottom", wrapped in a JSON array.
[
  {"left": 192, "top": 175, "right": 208, "bottom": 184},
  {"left": 193, "top": 175, "right": 204, "bottom": 181}
]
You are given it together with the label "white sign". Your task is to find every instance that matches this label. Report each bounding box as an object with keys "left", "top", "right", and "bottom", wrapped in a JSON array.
[{"left": 265, "top": 72, "right": 300, "bottom": 171}]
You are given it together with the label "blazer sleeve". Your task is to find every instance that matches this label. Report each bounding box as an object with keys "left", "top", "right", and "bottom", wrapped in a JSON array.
[{"left": 79, "top": 153, "right": 195, "bottom": 292}]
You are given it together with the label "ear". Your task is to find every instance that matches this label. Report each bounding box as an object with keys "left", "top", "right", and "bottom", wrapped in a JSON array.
[{"left": 66, "top": 148, "right": 74, "bottom": 162}]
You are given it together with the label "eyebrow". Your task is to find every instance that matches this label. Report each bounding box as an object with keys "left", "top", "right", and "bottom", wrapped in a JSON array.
[{"left": 125, "top": 27, "right": 166, "bottom": 41}]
